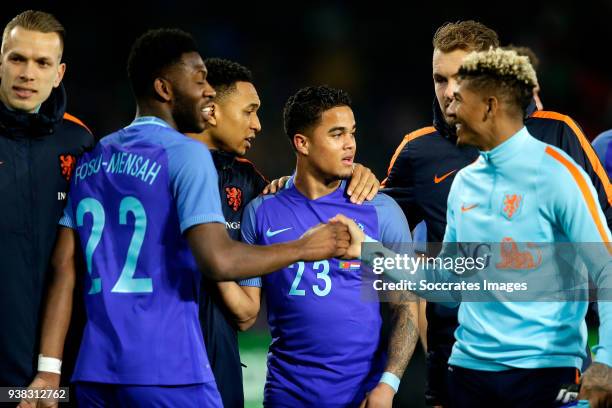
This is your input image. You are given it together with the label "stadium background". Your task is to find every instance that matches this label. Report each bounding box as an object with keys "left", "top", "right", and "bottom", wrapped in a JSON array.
[{"left": 3, "top": 1, "right": 610, "bottom": 406}]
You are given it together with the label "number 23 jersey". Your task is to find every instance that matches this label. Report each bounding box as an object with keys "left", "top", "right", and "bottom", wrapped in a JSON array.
[{"left": 242, "top": 179, "right": 411, "bottom": 405}]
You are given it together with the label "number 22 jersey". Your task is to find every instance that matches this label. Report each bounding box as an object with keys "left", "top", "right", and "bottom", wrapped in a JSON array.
[{"left": 59, "top": 117, "right": 225, "bottom": 385}]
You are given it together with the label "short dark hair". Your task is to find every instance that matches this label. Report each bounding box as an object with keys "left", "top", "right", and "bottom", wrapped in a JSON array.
[
  {"left": 433, "top": 20, "right": 499, "bottom": 53},
  {"left": 127, "top": 28, "right": 199, "bottom": 98},
  {"left": 204, "top": 58, "right": 253, "bottom": 100},
  {"left": 3, "top": 10, "right": 65, "bottom": 53},
  {"left": 283, "top": 85, "right": 352, "bottom": 150},
  {"left": 458, "top": 48, "right": 537, "bottom": 116}
]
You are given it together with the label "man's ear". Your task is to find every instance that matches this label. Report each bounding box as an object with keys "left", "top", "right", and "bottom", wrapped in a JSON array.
[
  {"left": 294, "top": 133, "right": 309, "bottom": 155},
  {"left": 484, "top": 96, "right": 498, "bottom": 121},
  {"left": 153, "top": 77, "right": 172, "bottom": 102},
  {"left": 206, "top": 102, "right": 219, "bottom": 127},
  {"left": 0, "top": 52, "right": 5, "bottom": 79},
  {"left": 53, "top": 62, "right": 66, "bottom": 88}
]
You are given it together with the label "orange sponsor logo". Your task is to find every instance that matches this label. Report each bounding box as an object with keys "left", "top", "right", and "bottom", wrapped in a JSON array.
[
  {"left": 434, "top": 169, "right": 457, "bottom": 184},
  {"left": 461, "top": 203, "right": 478, "bottom": 212},
  {"left": 496, "top": 238, "right": 542, "bottom": 270},
  {"left": 502, "top": 194, "right": 522, "bottom": 219},
  {"left": 59, "top": 154, "right": 76, "bottom": 182}
]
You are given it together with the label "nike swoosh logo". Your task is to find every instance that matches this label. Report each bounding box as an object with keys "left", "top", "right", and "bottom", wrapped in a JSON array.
[
  {"left": 434, "top": 169, "right": 457, "bottom": 184},
  {"left": 266, "top": 227, "right": 292, "bottom": 237},
  {"left": 461, "top": 204, "right": 478, "bottom": 212}
]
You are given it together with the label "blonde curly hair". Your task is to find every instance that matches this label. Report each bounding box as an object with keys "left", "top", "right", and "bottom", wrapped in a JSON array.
[
  {"left": 458, "top": 47, "right": 537, "bottom": 114},
  {"left": 460, "top": 48, "right": 537, "bottom": 88}
]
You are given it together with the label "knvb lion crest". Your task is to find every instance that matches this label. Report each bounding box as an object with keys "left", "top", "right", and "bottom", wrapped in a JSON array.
[
  {"left": 225, "top": 186, "right": 243, "bottom": 212},
  {"left": 59, "top": 154, "right": 76, "bottom": 182},
  {"left": 496, "top": 237, "right": 542, "bottom": 270},
  {"left": 501, "top": 193, "right": 522, "bottom": 220}
]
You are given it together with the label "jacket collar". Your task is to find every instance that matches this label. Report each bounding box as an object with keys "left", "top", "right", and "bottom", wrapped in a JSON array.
[
  {"left": 479, "top": 126, "right": 530, "bottom": 166},
  {"left": 432, "top": 96, "right": 457, "bottom": 142},
  {"left": 211, "top": 149, "right": 236, "bottom": 170},
  {"left": 0, "top": 83, "right": 67, "bottom": 137},
  {"left": 525, "top": 99, "right": 538, "bottom": 117}
]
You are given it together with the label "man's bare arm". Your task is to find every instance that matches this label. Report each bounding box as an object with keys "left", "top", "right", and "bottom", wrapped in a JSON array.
[
  {"left": 385, "top": 299, "right": 420, "bottom": 378},
  {"left": 40, "top": 227, "right": 78, "bottom": 360},
  {"left": 360, "top": 296, "right": 420, "bottom": 407},
  {"left": 216, "top": 283, "right": 261, "bottom": 331},
  {"left": 19, "top": 227, "right": 78, "bottom": 407},
  {"left": 186, "top": 222, "right": 349, "bottom": 281}
]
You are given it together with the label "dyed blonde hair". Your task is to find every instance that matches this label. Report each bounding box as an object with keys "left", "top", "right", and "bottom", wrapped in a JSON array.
[
  {"left": 458, "top": 47, "right": 537, "bottom": 114},
  {"left": 461, "top": 48, "right": 537, "bottom": 87}
]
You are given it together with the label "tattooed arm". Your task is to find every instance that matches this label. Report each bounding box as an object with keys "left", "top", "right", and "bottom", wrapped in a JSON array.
[
  {"left": 329, "top": 193, "right": 418, "bottom": 408},
  {"left": 360, "top": 293, "right": 420, "bottom": 408},
  {"left": 386, "top": 294, "right": 421, "bottom": 378}
]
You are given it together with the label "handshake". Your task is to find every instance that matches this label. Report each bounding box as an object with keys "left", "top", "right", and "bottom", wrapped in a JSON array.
[{"left": 298, "top": 214, "right": 366, "bottom": 261}]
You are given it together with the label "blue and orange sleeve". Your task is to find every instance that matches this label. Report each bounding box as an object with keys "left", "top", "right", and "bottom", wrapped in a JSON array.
[
  {"left": 531, "top": 111, "right": 611, "bottom": 228},
  {"left": 543, "top": 145, "right": 612, "bottom": 366}
]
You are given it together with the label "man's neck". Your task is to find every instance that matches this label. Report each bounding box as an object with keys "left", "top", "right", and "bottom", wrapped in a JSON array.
[
  {"left": 293, "top": 161, "right": 341, "bottom": 200},
  {"left": 480, "top": 119, "right": 524, "bottom": 151},
  {"left": 186, "top": 132, "right": 234, "bottom": 158},
  {"left": 193, "top": 130, "right": 218, "bottom": 150},
  {"left": 135, "top": 104, "right": 177, "bottom": 130}
]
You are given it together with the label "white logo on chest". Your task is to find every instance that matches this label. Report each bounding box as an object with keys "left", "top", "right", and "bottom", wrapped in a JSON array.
[{"left": 266, "top": 227, "right": 292, "bottom": 237}]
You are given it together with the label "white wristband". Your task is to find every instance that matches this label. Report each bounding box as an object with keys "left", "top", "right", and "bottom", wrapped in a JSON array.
[
  {"left": 38, "top": 354, "right": 62, "bottom": 375},
  {"left": 379, "top": 371, "right": 400, "bottom": 393}
]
